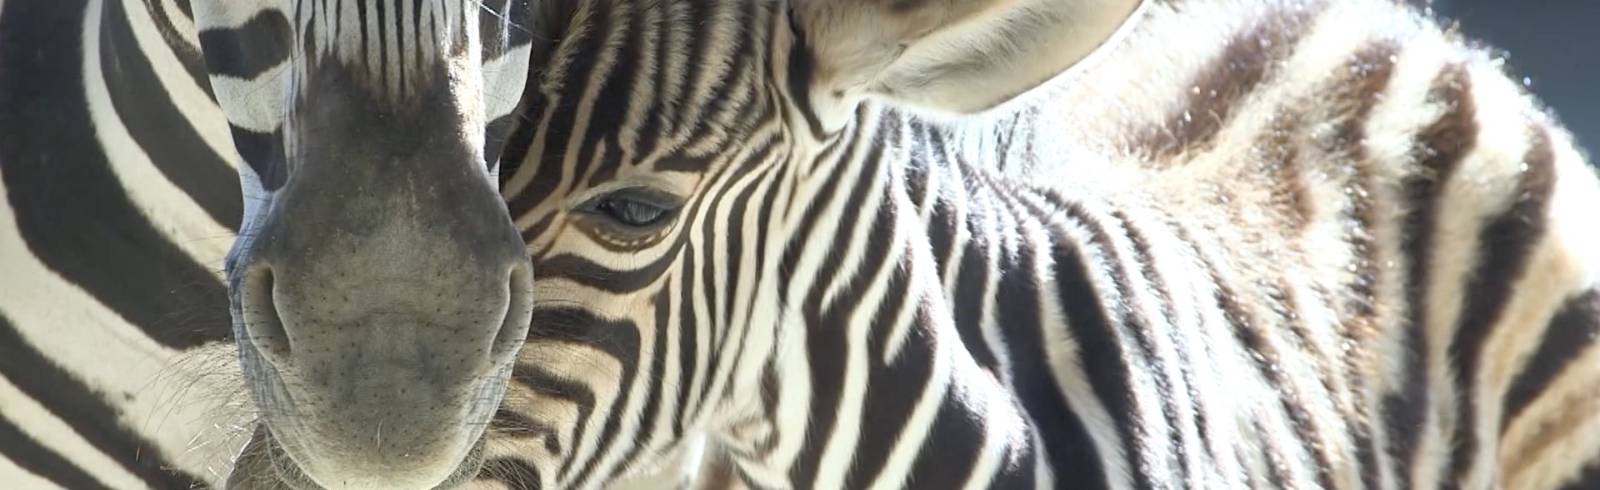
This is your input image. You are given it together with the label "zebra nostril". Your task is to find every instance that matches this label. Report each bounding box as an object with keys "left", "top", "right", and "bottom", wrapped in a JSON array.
[
  {"left": 491, "top": 261, "right": 534, "bottom": 362},
  {"left": 240, "top": 265, "right": 292, "bottom": 364}
]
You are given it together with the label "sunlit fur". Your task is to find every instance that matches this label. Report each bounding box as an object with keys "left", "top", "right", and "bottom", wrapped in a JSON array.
[
  {"left": 4, "top": 0, "right": 1600, "bottom": 489},
  {"left": 486, "top": 0, "right": 1600, "bottom": 488}
]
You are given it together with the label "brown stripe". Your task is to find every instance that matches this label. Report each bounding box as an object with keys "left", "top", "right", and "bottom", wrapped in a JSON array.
[
  {"left": 1502, "top": 289, "right": 1600, "bottom": 430},
  {"left": 1322, "top": 39, "right": 1402, "bottom": 490},
  {"left": 1330, "top": 40, "right": 1400, "bottom": 344},
  {"left": 1216, "top": 279, "right": 1336, "bottom": 489},
  {"left": 1386, "top": 61, "right": 1478, "bottom": 487},
  {"left": 1325, "top": 38, "right": 1399, "bottom": 345},
  {"left": 1113, "top": 208, "right": 1208, "bottom": 481},
  {"left": 1251, "top": 110, "right": 1316, "bottom": 231},
  {"left": 1134, "top": 2, "right": 1324, "bottom": 159},
  {"left": 1446, "top": 122, "right": 1557, "bottom": 484},
  {"left": 1168, "top": 221, "right": 1334, "bottom": 489},
  {"left": 1503, "top": 383, "right": 1600, "bottom": 479}
]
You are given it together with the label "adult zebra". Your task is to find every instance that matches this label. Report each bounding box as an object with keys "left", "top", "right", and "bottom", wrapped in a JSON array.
[
  {"left": 489, "top": 0, "right": 1600, "bottom": 489},
  {"left": 0, "top": 0, "right": 699, "bottom": 488}
]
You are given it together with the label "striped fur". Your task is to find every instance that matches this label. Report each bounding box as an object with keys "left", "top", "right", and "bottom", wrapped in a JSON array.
[
  {"left": 1, "top": 0, "right": 249, "bottom": 486},
  {"left": 491, "top": 0, "right": 1600, "bottom": 489},
  {"left": 0, "top": 0, "right": 683, "bottom": 488},
  {"left": 3, "top": 0, "right": 1599, "bottom": 489}
]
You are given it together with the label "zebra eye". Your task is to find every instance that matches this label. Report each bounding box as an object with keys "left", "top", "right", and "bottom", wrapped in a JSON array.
[{"left": 583, "top": 188, "right": 679, "bottom": 229}]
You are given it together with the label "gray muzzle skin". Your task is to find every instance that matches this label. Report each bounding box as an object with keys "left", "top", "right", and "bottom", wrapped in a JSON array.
[{"left": 226, "top": 61, "right": 533, "bottom": 490}]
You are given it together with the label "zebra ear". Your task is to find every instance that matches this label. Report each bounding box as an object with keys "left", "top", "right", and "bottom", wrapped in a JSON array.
[{"left": 796, "top": 0, "right": 1144, "bottom": 121}]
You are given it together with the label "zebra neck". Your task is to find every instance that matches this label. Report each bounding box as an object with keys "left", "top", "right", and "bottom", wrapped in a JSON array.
[{"left": 714, "top": 109, "right": 1064, "bottom": 488}]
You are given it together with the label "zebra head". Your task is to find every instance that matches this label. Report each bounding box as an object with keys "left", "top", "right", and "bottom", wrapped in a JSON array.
[
  {"left": 191, "top": 1, "right": 535, "bottom": 488},
  {"left": 498, "top": 0, "right": 1141, "bottom": 487}
]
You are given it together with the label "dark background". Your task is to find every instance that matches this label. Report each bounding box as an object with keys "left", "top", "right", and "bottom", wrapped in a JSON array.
[{"left": 1433, "top": 0, "right": 1598, "bottom": 156}]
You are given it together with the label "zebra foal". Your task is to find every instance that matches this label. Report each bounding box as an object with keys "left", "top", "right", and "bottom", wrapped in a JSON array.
[
  {"left": 492, "top": 0, "right": 1600, "bottom": 488},
  {"left": 1, "top": 0, "right": 1599, "bottom": 489}
]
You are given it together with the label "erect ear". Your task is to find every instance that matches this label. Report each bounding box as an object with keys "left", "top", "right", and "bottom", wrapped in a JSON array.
[{"left": 796, "top": 0, "right": 1144, "bottom": 122}]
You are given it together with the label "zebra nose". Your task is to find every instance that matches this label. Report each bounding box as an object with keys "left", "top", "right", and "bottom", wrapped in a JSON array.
[
  {"left": 238, "top": 264, "right": 291, "bottom": 366},
  {"left": 236, "top": 260, "right": 535, "bottom": 369},
  {"left": 492, "top": 261, "right": 536, "bottom": 362}
]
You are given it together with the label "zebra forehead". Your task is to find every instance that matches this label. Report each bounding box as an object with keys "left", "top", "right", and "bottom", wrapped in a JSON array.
[{"left": 290, "top": 0, "right": 487, "bottom": 101}]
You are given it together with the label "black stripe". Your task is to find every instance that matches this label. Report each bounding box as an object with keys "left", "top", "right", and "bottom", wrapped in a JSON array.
[
  {"left": 0, "top": 0, "right": 232, "bottom": 350},
  {"left": 375, "top": 0, "right": 388, "bottom": 90},
  {"left": 1213, "top": 277, "right": 1331, "bottom": 489},
  {"left": 789, "top": 126, "right": 893, "bottom": 487},
  {"left": 945, "top": 162, "right": 1004, "bottom": 376},
  {"left": 1558, "top": 458, "right": 1600, "bottom": 490},
  {"left": 231, "top": 124, "right": 288, "bottom": 191},
  {"left": 511, "top": 361, "right": 595, "bottom": 483},
  {"left": 505, "top": 0, "right": 614, "bottom": 217},
  {"left": 569, "top": 0, "right": 624, "bottom": 186},
  {"left": 491, "top": 408, "right": 561, "bottom": 455},
  {"left": 1446, "top": 123, "right": 1556, "bottom": 483},
  {"left": 480, "top": 456, "right": 543, "bottom": 489},
  {"left": 606, "top": 289, "right": 676, "bottom": 479},
  {"left": 398, "top": 0, "right": 412, "bottom": 96},
  {"left": 842, "top": 227, "right": 922, "bottom": 488},
  {"left": 173, "top": 0, "right": 194, "bottom": 20},
  {"left": 414, "top": 0, "right": 429, "bottom": 79},
  {"left": 988, "top": 187, "right": 1109, "bottom": 488},
  {"left": 703, "top": 166, "right": 784, "bottom": 418},
  {"left": 144, "top": 0, "right": 216, "bottom": 100},
  {"left": 0, "top": 313, "right": 207, "bottom": 489},
  {"left": 354, "top": 0, "right": 370, "bottom": 73},
  {"left": 664, "top": 159, "right": 741, "bottom": 428},
  {"left": 543, "top": 308, "right": 642, "bottom": 485},
  {"left": 1027, "top": 196, "right": 1159, "bottom": 490},
  {"left": 101, "top": 0, "right": 243, "bottom": 231},
  {"left": 783, "top": 7, "right": 828, "bottom": 139},
  {"left": 691, "top": 173, "right": 737, "bottom": 421},
  {"left": 1167, "top": 211, "right": 1332, "bottom": 490},
  {"left": 197, "top": 9, "right": 292, "bottom": 79},
  {"left": 486, "top": 111, "right": 521, "bottom": 172},
  {"left": 902, "top": 372, "right": 987, "bottom": 487},
  {"left": 1386, "top": 62, "right": 1477, "bottom": 487},
  {"left": 627, "top": 0, "right": 668, "bottom": 161},
  {"left": 0, "top": 406, "right": 115, "bottom": 490},
  {"left": 537, "top": 242, "right": 682, "bottom": 293},
  {"left": 672, "top": 252, "right": 700, "bottom": 438},
  {"left": 686, "top": 0, "right": 759, "bottom": 144},
  {"left": 918, "top": 129, "right": 953, "bottom": 272}
]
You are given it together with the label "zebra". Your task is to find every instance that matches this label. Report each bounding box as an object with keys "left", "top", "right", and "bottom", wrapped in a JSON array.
[
  {"left": 486, "top": 0, "right": 1600, "bottom": 489},
  {"left": 0, "top": 0, "right": 696, "bottom": 488},
  {"left": 2, "top": 1, "right": 1598, "bottom": 490},
  {"left": 0, "top": 0, "right": 257, "bottom": 486}
]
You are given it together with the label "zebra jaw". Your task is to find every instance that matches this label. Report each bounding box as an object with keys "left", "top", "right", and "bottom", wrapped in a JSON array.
[{"left": 226, "top": 424, "right": 489, "bottom": 490}]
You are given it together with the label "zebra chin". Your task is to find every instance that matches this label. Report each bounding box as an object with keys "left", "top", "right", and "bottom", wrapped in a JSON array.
[
  {"left": 227, "top": 349, "right": 506, "bottom": 490},
  {"left": 225, "top": 339, "right": 508, "bottom": 486},
  {"left": 230, "top": 423, "right": 490, "bottom": 490}
]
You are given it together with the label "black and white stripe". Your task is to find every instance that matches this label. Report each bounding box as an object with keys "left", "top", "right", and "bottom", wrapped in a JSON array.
[
  {"left": 5, "top": 0, "right": 1600, "bottom": 489},
  {"left": 0, "top": 1, "right": 686, "bottom": 488},
  {"left": 489, "top": 0, "right": 1600, "bottom": 489},
  {"left": 0, "top": 0, "right": 244, "bottom": 486}
]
